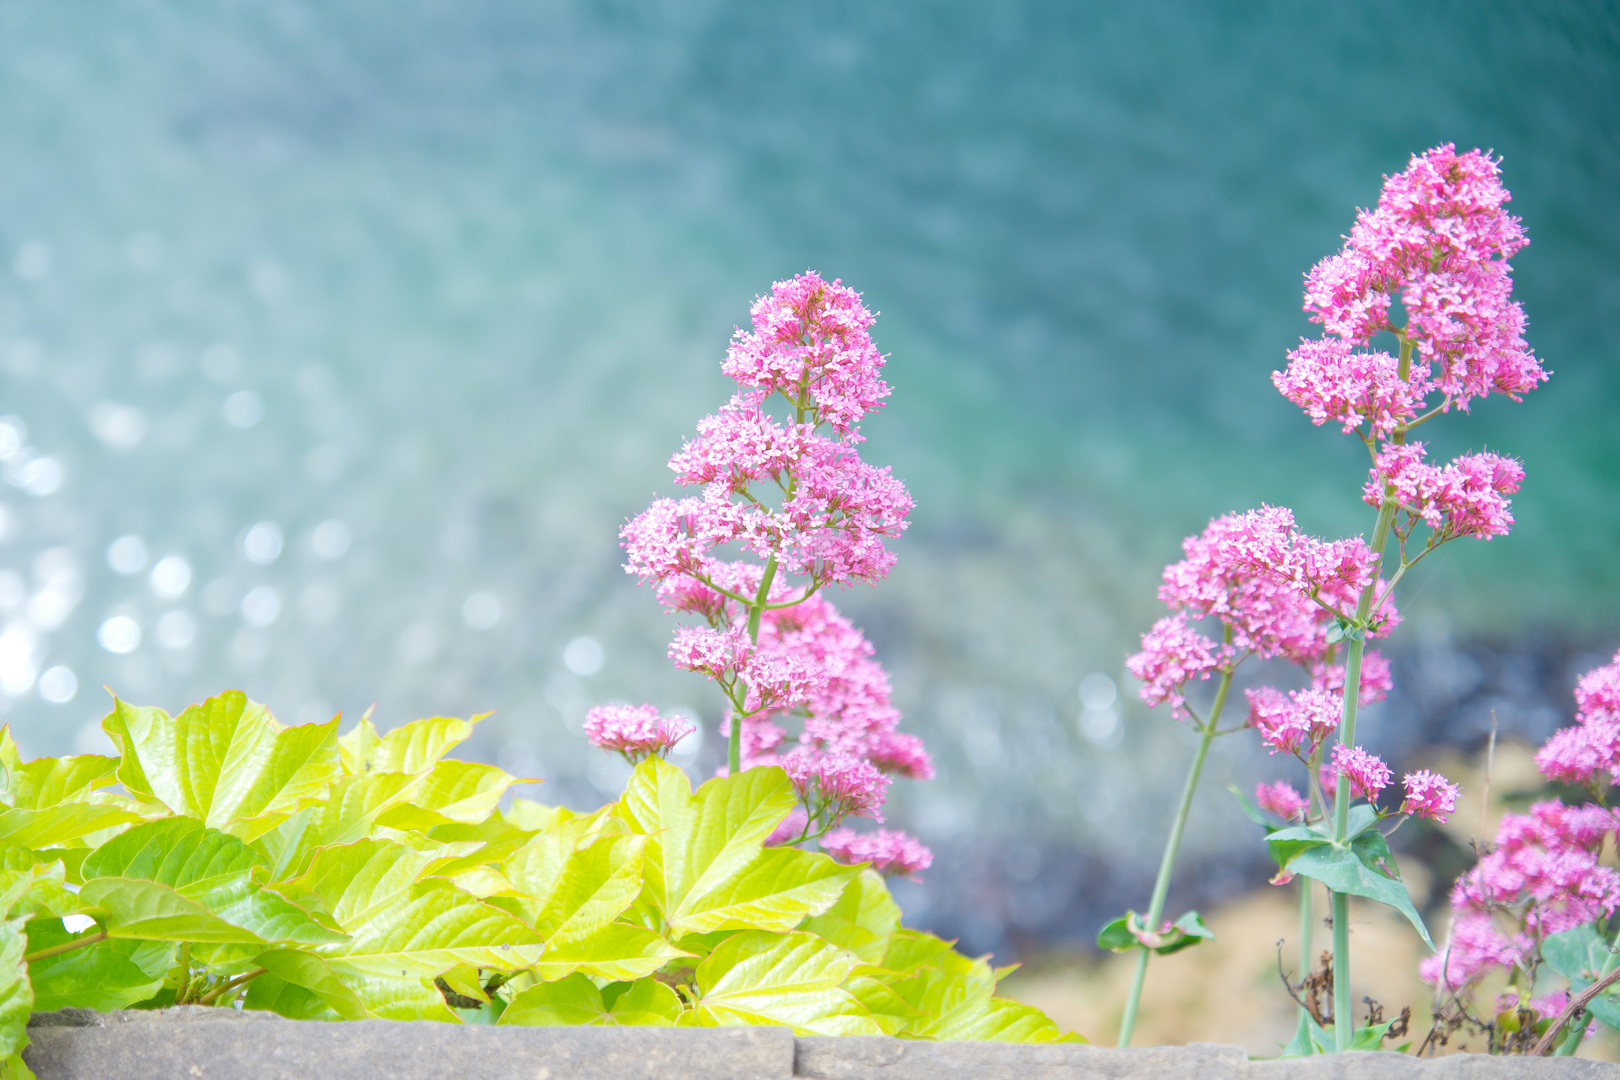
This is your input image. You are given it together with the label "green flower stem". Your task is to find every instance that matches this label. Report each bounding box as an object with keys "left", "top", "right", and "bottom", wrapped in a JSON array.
[
  {"left": 21, "top": 931, "right": 107, "bottom": 964},
  {"left": 1297, "top": 877, "right": 1314, "bottom": 1034},
  {"left": 730, "top": 553, "right": 780, "bottom": 775},
  {"left": 1117, "top": 668, "right": 1233, "bottom": 1047},
  {"left": 1329, "top": 334, "right": 1409, "bottom": 1050},
  {"left": 196, "top": 968, "right": 265, "bottom": 1007}
]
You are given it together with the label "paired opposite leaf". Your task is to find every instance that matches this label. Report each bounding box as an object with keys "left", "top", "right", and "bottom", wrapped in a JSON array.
[{"left": 1283, "top": 829, "right": 1432, "bottom": 948}]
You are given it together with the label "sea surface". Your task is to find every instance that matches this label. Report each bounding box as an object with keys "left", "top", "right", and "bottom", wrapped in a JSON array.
[{"left": 1, "top": 1, "right": 1616, "bottom": 955}]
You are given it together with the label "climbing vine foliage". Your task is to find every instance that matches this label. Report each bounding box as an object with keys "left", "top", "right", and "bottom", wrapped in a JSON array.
[{"left": 0, "top": 691, "right": 1076, "bottom": 1073}]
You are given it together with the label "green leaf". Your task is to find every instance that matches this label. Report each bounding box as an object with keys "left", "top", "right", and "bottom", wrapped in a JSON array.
[
  {"left": 886, "top": 968, "right": 1071, "bottom": 1042},
  {"left": 876, "top": 928, "right": 955, "bottom": 975},
  {"left": 0, "top": 918, "right": 32, "bottom": 1058},
  {"left": 1095, "top": 915, "right": 1134, "bottom": 953},
  {"left": 617, "top": 758, "right": 812, "bottom": 934},
  {"left": 376, "top": 761, "right": 522, "bottom": 831},
  {"left": 529, "top": 922, "right": 693, "bottom": 982},
  {"left": 291, "top": 838, "right": 543, "bottom": 978},
  {"left": 338, "top": 715, "right": 484, "bottom": 776},
  {"left": 0, "top": 860, "right": 76, "bottom": 920},
  {"left": 79, "top": 817, "right": 345, "bottom": 945},
  {"left": 1156, "top": 911, "right": 1215, "bottom": 956},
  {"left": 684, "top": 930, "right": 878, "bottom": 1035},
  {"left": 500, "top": 973, "right": 681, "bottom": 1027},
  {"left": 0, "top": 803, "right": 139, "bottom": 849},
  {"left": 503, "top": 832, "right": 645, "bottom": 942},
  {"left": 801, "top": 868, "right": 902, "bottom": 962},
  {"left": 672, "top": 846, "right": 860, "bottom": 935},
  {"left": 253, "top": 773, "right": 427, "bottom": 880},
  {"left": 844, "top": 975, "right": 923, "bottom": 1035},
  {"left": 1542, "top": 924, "right": 1620, "bottom": 1031},
  {"left": 251, "top": 949, "right": 368, "bottom": 1020},
  {"left": 1227, "top": 783, "right": 1287, "bottom": 830},
  {"left": 102, "top": 692, "right": 340, "bottom": 841},
  {"left": 504, "top": 798, "right": 574, "bottom": 833},
  {"left": 24, "top": 920, "right": 171, "bottom": 1011},
  {"left": 0, "top": 749, "right": 117, "bottom": 810},
  {"left": 1284, "top": 835, "right": 1432, "bottom": 948}
]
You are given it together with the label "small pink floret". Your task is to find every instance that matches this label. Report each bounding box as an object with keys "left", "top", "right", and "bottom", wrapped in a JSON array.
[
  {"left": 1400, "top": 769, "right": 1461, "bottom": 822},
  {"left": 1328, "top": 743, "right": 1393, "bottom": 801},
  {"left": 583, "top": 704, "right": 695, "bottom": 764},
  {"left": 821, "top": 827, "right": 933, "bottom": 878},
  {"left": 1255, "top": 780, "right": 1309, "bottom": 822}
]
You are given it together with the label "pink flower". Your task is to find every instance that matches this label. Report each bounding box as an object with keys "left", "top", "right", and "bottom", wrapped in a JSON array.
[
  {"left": 1157, "top": 511, "right": 1340, "bottom": 662},
  {"left": 1215, "top": 506, "right": 1398, "bottom": 629},
  {"left": 782, "top": 748, "right": 891, "bottom": 826},
  {"left": 1255, "top": 780, "right": 1309, "bottom": 822},
  {"left": 1400, "top": 769, "right": 1461, "bottom": 822},
  {"left": 1535, "top": 649, "right": 1620, "bottom": 787},
  {"left": 821, "top": 827, "right": 933, "bottom": 878},
  {"left": 1420, "top": 909, "right": 1522, "bottom": 991},
  {"left": 1246, "top": 686, "right": 1340, "bottom": 758},
  {"left": 1328, "top": 744, "right": 1392, "bottom": 801},
  {"left": 764, "top": 806, "right": 809, "bottom": 847},
  {"left": 583, "top": 704, "right": 695, "bottom": 764},
  {"left": 722, "top": 272, "right": 891, "bottom": 437},
  {"left": 1272, "top": 338, "right": 1423, "bottom": 439},
  {"left": 865, "top": 731, "right": 935, "bottom": 780},
  {"left": 1125, "top": 614, "right": 1228, "bottom": 721},
  {"left": 1426, "top": 800, "right": 1620, "bottom": 993},
  {"left": 1301, "top": 145, "right": 1545, "bottom": 413},
  {"left": 1310, "top": 649, "right": 1393, "bottom": 706},
  {"left": 1364, "top": 442, "right": 1523, "bottom": 541}
]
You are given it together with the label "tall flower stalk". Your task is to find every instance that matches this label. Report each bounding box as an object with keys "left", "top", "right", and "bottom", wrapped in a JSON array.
[
  {"left": 1112, "top": 145, "right": 1541, "bottom": 1051},
  {"left": 613, "top": 272, "right": 933, "bottom": 871}
]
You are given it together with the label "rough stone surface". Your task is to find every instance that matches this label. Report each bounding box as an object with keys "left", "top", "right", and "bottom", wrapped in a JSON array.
[
  {"left": 18, "top": 1011, "right": 1620, "bottom": 1079},
  {"left": 22, "top": 1008, "right": 797, "bottom": 1080}
]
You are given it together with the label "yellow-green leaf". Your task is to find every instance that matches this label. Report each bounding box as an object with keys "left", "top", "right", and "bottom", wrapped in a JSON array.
[
  {"left": 0, "top": 918, "right": 32, "bottom": 1058},
  {"left": 338, "top": 715, "right": 484, "bottom": 776},
  {"left": 102, "top": 692, "right": 340, "bottom": 840},
  {"left": 0, "top": 803, "right": 139, "bottom": 849},
  {"left": 252, "top": 949, "right": 368, "bottom": 1020},
  {"left": 530, "top": 922, "right": 692, "bottom": 982},
  {"left": 500, "top": 973, "right": 681, "bottom": 1027},
  {"left": 292, "top": 839, "right": 543, "bottom": 978},
  {"left": 685, "top": 930, "right": 878, "bottom": 1035},
  {"left": 504, "top": 833, "right": 645, "bottom": 941}
]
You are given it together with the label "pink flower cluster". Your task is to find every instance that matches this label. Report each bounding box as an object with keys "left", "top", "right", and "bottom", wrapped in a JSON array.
[
  {"left": 1126, "top": 509, "right": 1399, "bottom": 723},
  {"left": 612, "top": 273, "right": 929, "bottom": 855},
  {"left": 1247, "top": 686, "right": 1341, "bottom": 758},
  {"left": 1329, "top": 743, "right": 1393, "bottom": 801},
  {"left": 1299, "top": 144, "right": 1544, "bottom": 413},
  {"left": 1214, "top": 506, "right": 1399, "bottom": 626},
  {"left": 623, "top": 274, "right": 913, "bottom": 593},
  {"left": 821, "top": 827, "right": 934, "bottom": 878},
  {"left": 584, "top": 704, "right": 695, "bottom": 764},
  {"left": 1400, "top": 769, "right": 1461, "bottom": 823},
  {"left": 1255, "top": 780, "right": 1309, "bottom": 822},
  {"left": 1424, "top": 800, "right": 1620, "bottom": 992},
  {"left": 1363, "top": 442, "right": 1523, "bottom": 542},
  {"left": 1535, "top": 648, "right": 1620, "bottom": 789}
]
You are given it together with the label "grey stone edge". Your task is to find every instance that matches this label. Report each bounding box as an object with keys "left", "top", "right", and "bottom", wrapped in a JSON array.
[{"left": 19, "top": 1009, "right": 1620, "bottom": 1080}]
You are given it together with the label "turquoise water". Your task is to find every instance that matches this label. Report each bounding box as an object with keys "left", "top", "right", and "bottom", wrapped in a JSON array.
[{"left": 0, "top": 2, "right": 1616, "bottom": 941}]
